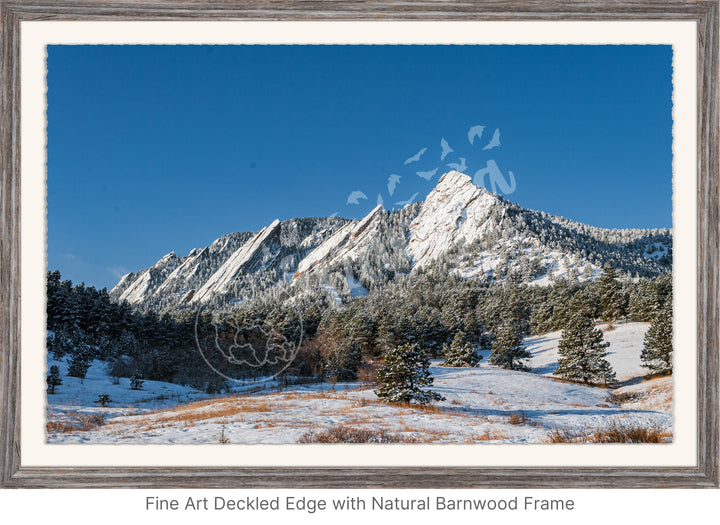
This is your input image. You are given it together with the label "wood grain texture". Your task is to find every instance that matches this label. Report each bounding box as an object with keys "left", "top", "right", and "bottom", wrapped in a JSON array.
[{"left": 1, "top": 0, "right": 718, "bottom": 488}]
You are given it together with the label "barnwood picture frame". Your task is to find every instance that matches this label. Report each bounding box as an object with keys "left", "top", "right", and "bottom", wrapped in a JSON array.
[{"left": 0, "top": 0, "right": 717, "bottom": 488}]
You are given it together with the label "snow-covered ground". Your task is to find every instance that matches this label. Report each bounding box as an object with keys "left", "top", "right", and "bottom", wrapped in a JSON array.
[
  {"left": 46, "top": 322, "right": 672, "bottom": 444},
  {"left": 524, "top": 321, "right": 652, "bottom": 381}
]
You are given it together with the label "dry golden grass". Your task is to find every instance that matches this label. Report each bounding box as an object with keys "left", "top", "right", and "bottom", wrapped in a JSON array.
[
  {"left": 298, "top": 425, "right": 411, "bottom": 443},
  {"left": 394, "top": 402, "right": 444, "bottom": 414},
  {"left": 546, "top": 422, "right": 671, "bottom": 443},
  {"left": 122, "top": 400, "right": 277, "bottom": 429},
  {"left": 471, "top": 430, "right": 508, "bottom": 442},
  {"left": 421, "top": 429, "right": 451, "bottom": 441},
  {"left": 46, "top": 420, "right": 77, "bottom": 433},
  {"left": 46, "top": 413, "right": 105, "bottom": 434},
  {"left": 351, "top": 398, "right": 382, "bottom": 408}
]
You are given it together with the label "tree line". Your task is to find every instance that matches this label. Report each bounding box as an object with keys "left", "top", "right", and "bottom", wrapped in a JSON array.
[{"left": 46, "top": 264, "right": 673, "bottom": 401}]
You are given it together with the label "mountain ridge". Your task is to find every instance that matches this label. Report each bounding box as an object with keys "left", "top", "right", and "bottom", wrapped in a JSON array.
[{"left": 109, "top": 171, "right": 672, "bottom": 312}]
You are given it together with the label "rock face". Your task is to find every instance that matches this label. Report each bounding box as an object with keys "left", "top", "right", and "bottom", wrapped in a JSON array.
[
  {"left": 109, "top": 216, "right": 349, "bottom": 311},
  {"left": 295, "top": 205, "right": 384, "bottom": 277},
  {"left": 190, "top": 220, "right": 283, "bottom": 305},
  {"left": 110, "top": 171, "right": 672, "bottom": 312},
  {"left": 408, "top": 171, "right": 499, "bottom": 269}
]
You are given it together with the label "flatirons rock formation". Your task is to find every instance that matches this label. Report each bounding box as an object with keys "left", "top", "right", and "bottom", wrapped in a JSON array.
[{"left": 110, "top": 172, "right": 672, "bottom": 312}]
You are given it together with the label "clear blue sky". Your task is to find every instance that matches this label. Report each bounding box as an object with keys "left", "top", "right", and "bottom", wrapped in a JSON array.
[{"left": 47, "top": 45, "right": 673, "bottom": 290}]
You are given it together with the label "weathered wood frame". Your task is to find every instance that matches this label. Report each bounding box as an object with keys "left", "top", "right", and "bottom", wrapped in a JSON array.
[{"left": 0, "top": 0, "right": 717, "bottom": 488}]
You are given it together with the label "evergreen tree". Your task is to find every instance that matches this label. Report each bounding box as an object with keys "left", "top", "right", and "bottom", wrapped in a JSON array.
[
  {"left": 641, "top": 298, "right": 673, "bottom": 373},
  {"left": 97, "top": 335, "right": 120, "bottom": 361},
  {"left": 555, "top": 313, "right": 616, "bottom": 384},
  {"left": 130, "top": 371, "right": 145, "bottom": 390},
  {"left": 442, "top": 331, "right": 480, "bottom": 367},
  {"left": 569, "top": 288, "right": 599, "bottom": 319},
  {"left": 66, "top": 341, "right": 93, "bottom": 380},
  {"left": 529, "top": 290, "right": 554, "bottom": 335},
  {"left": 596, "top": 264, "right": 625, "bottom": 321},
  {"left": 489, "top": 322, "right": 531, "bottom": 370},
  {"left": 46, "top": 365, "right": 62, "bottom": 394},
  {"left": 375, "top": 343, "right": 444, "bottom": 405},
  {"left": 325, "top": 342, "right": 362, "bottom": 382},
  {"left": 118, "top": 330, "right": 138, "bottom": 357},
  {"left": 47, "top": 331, "right": 73, "bottom": 360},
  {"left": 627, "top": 278, "right": 661, "bottom": 321}
]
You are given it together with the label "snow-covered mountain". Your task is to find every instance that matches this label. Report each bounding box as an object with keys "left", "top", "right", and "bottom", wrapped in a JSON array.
[
  {"left": 109, "top": 217, "right": 350, "bottom": 311},
  {"left": 110, "top": 171, "right": 672, "bottom": 312}
]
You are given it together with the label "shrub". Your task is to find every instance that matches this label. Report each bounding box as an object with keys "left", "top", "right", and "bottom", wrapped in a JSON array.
[
  {"left": 546, "top": 422, "right": 670, "bottom": 443},
  {"left": 297, "top": 425, "right": 407, "bottom": 443},
  {"left": 507, "top": 411, "right": 528, "bottom": 425},
  {"left": 96, "top": 393, "right": 112, "bottom": 407}
]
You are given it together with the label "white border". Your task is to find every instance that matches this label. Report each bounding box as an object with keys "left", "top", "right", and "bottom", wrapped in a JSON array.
[{"left": 20, "top": 21, "right": 697, "bottom": 468}]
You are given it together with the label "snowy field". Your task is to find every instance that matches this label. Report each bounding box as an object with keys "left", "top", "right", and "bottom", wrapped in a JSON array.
[
  {"left": 524, "top": 321, "right": 653, "bottom": 381},
  {"left": 46, "top": 321, "right": 672, "bottom": 444}
]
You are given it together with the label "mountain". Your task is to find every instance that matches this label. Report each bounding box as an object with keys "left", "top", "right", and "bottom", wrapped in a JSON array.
[
  {"left": 109, "top": 217, "right": 350, "bottom": 311},
  {"left": 110, "top": 171, "right": 672, "bottom": 312}
]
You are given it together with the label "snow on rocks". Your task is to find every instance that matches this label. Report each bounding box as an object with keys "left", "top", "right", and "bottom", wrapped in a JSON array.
[
  {"left": 408, "top": 171, "right": 498, "bottom": 269},
  {"left": 191, "top": 219, "right": 281, "bottom": 304},
  {"left": 295, "top": 205, "right": 384, "bottom": 277},
  {"left": 117, "top": 252, "right": 179, "bottom": 304}
]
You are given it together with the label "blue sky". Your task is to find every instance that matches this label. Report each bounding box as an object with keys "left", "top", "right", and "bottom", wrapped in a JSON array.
[{"left": 47, "top": 45, "right": 673, "bottom": 290}]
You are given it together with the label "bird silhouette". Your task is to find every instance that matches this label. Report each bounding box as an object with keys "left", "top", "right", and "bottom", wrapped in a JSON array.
[
  {"left": 387, "top": 174, "right": 402, "bottom": 196},
  {"left": 377, "top": 193, "right": 384, "bottom": 207},
  {"left": 483, "top": 128, "right": 501, "bottom": 150},
  {"left": 346, "top": 191, "right": 368, "bottom": 205},
  {"left": 404, "top": 147, "right": 427, "bottom": 164},
  {"left": 468, "top": 124, "right": 486, "bottom": 145},
  {"left": 447, "top": 157, "right": 467, "bottom": 172},
  {"left": 394, "top": 192, "right": 419, "bottom": 207},
  {"left": 440, "top": 138, "right": 454, "bottom": 161},
  {"left": 416, "top": 168, "right": 438, "bottom": 181}
]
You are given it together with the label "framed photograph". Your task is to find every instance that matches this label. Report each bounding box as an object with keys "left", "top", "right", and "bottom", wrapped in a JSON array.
[{"left": 1, "top": 1, "right": 717, "bottom": 488}]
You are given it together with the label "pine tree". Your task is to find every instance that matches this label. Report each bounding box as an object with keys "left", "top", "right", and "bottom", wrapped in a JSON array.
[
  {"left": 326, "top": 342, "right": 362, "bottom": 382},
  {"left": 130, "top": 371, "right": 145, "bottom": 390},
  {"left": 489, "top": 323, "right": 531, "bottom": 370},
  {"left": 66, "top": 340, "right": 93, "bottom": 380},
  {"left": 555, "top": 313, "right": 616, "bottom": 384},
  {"left": 46, "top": 365, "right": 62, "bottom": 394},
  {"left": 569, "top": 288, "right": 599, "bottom": 319},
  {"left": 47, "top": 331, "right": 73, "bottom": 360},
  {"left": 596, "top": 264, "right": 625, "bottom": 321},
  {"left": 375, "top": 343, "right": 444, "bottom": 405},
  {"left": 628, "top": 278, "right": 661, "bottom": 321},
  {"left": 97, "top": 335, "right": 120, "bottom": 361},
  {"left": 641, "top": 298, "right": 673, "bottom": 373},
  {"left": 443, "top": 331, "right": 480, "bottom": 367},
  {"left": 118, "top": 330, "right": 138, "bottom": 357}
]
